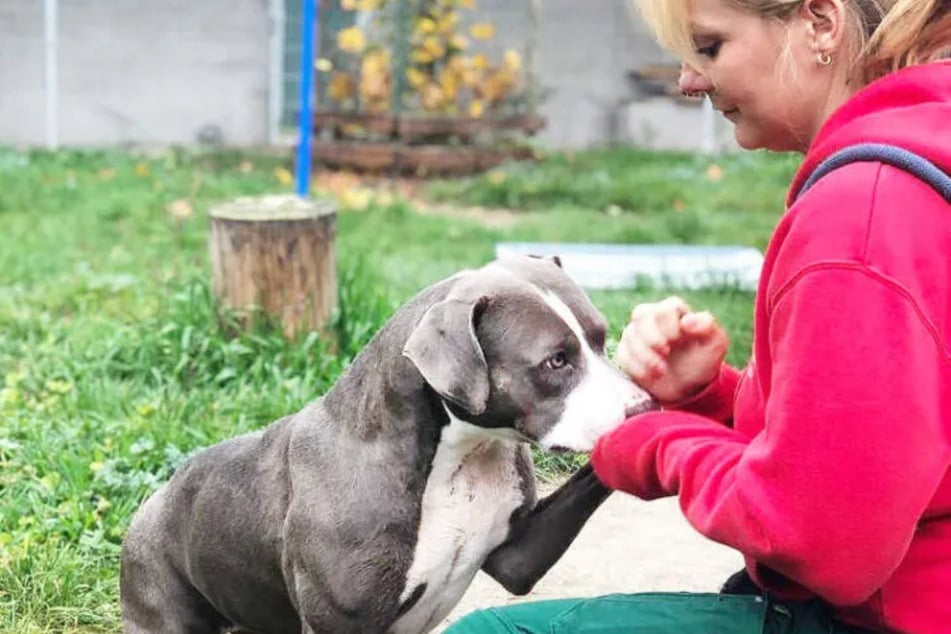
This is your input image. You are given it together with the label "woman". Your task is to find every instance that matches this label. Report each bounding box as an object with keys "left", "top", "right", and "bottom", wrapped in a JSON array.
[{"left": 446, "top": 1, "right": 951, "bottom": 632}]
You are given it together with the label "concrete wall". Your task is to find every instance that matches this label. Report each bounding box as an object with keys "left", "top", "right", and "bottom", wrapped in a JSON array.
[
  {"left": 467, "top": 0, "right": 733, "bottom": 151},
  {"left": 0, "top": 3, "right": 47, "bottom": 146},
  {"left": 0, "top": 0, "right": 727, "bottom": 151},
  {"left": 0, "top": 0, "right": 272, "bottom": 147}
]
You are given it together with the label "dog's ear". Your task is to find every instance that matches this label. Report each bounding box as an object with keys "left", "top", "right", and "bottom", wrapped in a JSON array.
[{"left": 403, "top": 295, "right": 491, "bottom": 416}]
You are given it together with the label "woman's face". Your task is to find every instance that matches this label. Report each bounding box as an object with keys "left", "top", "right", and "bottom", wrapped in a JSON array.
[{"left": 678, "top": 0, "right": 854, "bottom": 152}]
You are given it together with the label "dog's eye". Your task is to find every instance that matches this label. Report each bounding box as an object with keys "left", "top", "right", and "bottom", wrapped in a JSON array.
[{"left": 544, "top": 351, "right": 569, "bottom": 370}]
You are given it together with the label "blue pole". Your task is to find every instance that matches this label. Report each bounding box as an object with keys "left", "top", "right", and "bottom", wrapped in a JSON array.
[{"left": 295, "top": 0, "right": 318, "bottom": 197}]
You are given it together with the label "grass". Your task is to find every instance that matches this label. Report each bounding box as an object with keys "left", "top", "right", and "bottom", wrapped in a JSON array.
[{"left": 0, "top": 145, "right": 797, "bottom": 632}]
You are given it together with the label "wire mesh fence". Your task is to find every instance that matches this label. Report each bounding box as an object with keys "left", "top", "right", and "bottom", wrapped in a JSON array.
[{"left": 307, "top": 0, "right": 546, "bottom": 176}]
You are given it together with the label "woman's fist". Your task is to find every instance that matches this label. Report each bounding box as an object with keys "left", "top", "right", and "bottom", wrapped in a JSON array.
[{"left": 615, "top": 296, "right": 729, "bottom": 404}]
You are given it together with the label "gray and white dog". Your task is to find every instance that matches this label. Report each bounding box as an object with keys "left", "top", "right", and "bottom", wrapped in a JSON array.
[{"left": 120, "top": 254, "right": 655, "bottom": 634}]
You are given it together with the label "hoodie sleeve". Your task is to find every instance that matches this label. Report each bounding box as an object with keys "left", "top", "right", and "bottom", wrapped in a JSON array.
[
  {"left": 662, "top": 362, "right": 742, "bottom": 425},
  {"left": 592, "top": 265, "right": 951, "bottom": 606}
]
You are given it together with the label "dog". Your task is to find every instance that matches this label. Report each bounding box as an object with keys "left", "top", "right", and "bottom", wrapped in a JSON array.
[{"left": 120, "top": 254, "right": 655, "bottom": 634}]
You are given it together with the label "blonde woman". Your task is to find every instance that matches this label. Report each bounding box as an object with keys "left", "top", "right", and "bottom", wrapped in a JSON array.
[{"left": 446, "top": 1, "right": 951, "bottom": 632}]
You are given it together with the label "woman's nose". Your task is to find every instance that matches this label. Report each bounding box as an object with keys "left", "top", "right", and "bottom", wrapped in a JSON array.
[{"left": 678, "top": 63, "right": 713, "bottom": 96}]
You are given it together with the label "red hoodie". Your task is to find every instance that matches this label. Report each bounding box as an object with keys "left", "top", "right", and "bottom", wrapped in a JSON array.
[{"left": 592, "top": 61, "right": 951, "bottom": 634}]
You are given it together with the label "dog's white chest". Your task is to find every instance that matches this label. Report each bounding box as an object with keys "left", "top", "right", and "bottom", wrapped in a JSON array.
[{"left": 389, "top": 420, "right": 526, "bottom": 634}]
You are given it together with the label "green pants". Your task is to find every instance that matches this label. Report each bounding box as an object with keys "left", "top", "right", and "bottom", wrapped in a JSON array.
[{"left": 444, "top": 592, "right": 864, "bottom": 634}]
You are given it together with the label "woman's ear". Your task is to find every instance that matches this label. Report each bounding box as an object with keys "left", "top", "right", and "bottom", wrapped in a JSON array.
[{"left": 800, "top": 0, "right": 849, "bottom": 57}]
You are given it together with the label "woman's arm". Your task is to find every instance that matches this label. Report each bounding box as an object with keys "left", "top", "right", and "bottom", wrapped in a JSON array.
[{"left": 593, "top": 265, "right": 951, "bottom": 606}]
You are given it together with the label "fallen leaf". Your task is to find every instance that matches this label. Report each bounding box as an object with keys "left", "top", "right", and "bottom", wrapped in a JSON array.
[
  {"left": 469, "top": 22, "right": 495, "bottom": 40},
  {"left": 166, "top": 199, "right": 194, "bottom": 220},
  {"left": 273, "top": 166, "right": 294, "bottom": 186},
  {"left": 706, "top": 164, "right": 724, "bottom": 182}
]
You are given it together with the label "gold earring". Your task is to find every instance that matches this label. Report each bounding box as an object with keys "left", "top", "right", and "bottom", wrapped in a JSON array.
[{"left": 818, "top": 52, "right": 833, "bottom": 66}]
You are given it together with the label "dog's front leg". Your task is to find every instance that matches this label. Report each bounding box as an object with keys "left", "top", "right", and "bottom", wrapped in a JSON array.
[{"left": 481, "top": 461, "right": 611, "bottom": 595}]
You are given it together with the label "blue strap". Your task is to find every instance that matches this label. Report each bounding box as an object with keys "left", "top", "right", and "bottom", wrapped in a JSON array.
[{"left": 794, "top": 143, "right": 951, "bottom": 204}]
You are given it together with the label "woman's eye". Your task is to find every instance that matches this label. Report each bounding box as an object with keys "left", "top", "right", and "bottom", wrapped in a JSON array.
[
  {"left": 697, "top": 41, "right": 722, "bottom": 58},
  {"left": 544, "top": 351, "right": 569, "bottom": 370}
]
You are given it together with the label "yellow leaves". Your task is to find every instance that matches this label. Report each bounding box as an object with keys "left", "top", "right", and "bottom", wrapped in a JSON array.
[
  {"left": 45, "top": 379, "right": 73, "bottom": 395},
  {"left": 339, "top": 187, "right": 375, "bottom": 211},
  {"left": 412, "top": 50, "right": 434, "bottom": 65},
  {"left": 406, "top": 67, "right": 426, "bottom": 88},
  {"left": 476, "top": 67, "right": 516, "bottom": 103},
  {"left": 438, "top": 67, "right": 459, "bottom": 102},
  {"left": 136, "top": 402, "right": 156, "bottom": 418},
  {"left": 341, "top": 0, "right": 384, "bottom": 11},
  {"left": 471, "top": 53, "right": 489, "bottom": 70},
  {"left": 420, "top": 81, "right": 446, "bottom": 111},
  {"left": 504, "top": 49, "right": 521, "bottom": 72},
  {"left": 1, "top": 371, "right": 25, "bottom": 412},
  {"left": 412, "top": 36, "right": 447, "bottom": 64},
  {"left": 327, "top": 3, "right": 519, "bottom": 117},
  {"left": 436, "top": 11, "right": 461, "bottom": 35},
  {"left": 422, "top": 35, "right": 446, "bottom": 60},
  {"left": 469, "top": 22, "right": 495, "bottom": 40},
  {"left": 166, "top": 198, "right": 195, "bottom": 219},
  {"left": 337, "top": 26, "right": 366, "bottom": 54},
  {"left": 273, "top": 166, "right": 294, "bottom": 187},
  {"left": 360, "top": 50, "right": 391, "bottom": 108},
  {"left": 329, "top": 72, "right": 357, "bottom": 101},
  {"left": 134, "top": 163, "right": 150, "bottom": 177},
  {"left": 487, "top": 170, "right": 506, "bottom": 184}
]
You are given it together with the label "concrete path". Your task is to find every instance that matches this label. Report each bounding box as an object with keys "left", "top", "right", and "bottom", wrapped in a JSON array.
[{"left": 436, "top": 492, "right": 744, "bottom": 631}]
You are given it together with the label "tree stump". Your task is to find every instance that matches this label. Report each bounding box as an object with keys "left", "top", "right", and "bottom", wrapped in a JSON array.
[{"left": 209, "top": 194, "right": 337, "bottom": 339}]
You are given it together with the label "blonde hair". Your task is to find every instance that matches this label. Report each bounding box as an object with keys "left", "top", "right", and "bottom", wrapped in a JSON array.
[{"left": 635, "top": 0, "right": 951, "bottom": 83}]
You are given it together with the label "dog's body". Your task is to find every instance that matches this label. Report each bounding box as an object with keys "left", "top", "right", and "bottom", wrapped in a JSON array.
[{"left": 121, "top": 256, "right": 653, "bottom": 634}]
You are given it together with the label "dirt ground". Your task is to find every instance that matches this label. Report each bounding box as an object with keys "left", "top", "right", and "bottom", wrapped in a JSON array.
[{"left": 435, "top": 491, "right": 744, "bottom": 632}]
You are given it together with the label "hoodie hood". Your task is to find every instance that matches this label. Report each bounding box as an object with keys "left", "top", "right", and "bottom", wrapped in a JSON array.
[{"left": 788, "top": 61, "right": 951, "bottom": 207}]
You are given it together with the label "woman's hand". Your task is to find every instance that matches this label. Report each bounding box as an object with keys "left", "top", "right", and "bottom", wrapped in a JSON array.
[{"left": 615, "top": 296, "right": 729, "bottom": 404}]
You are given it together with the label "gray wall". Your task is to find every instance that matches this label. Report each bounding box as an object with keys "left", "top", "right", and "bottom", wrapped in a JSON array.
[
  {"left": 0, "top": 0, "right": 722, "bottom": 150},
  {"left": 0, "top": 0, "right": 272, "bottom": 147},
  {"left": 0, "top": 3, "right": 47, "bottom": 146},
  {"left": 533, "top": 0, "right": 668, "bottom": 147},
  {"left": 477, "top": 0, "right": 671, "bottom": 147}
]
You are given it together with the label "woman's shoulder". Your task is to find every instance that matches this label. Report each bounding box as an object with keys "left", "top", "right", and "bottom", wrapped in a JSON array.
[{"left": 766, "top": 158, "right": 951, "bottom": 315}]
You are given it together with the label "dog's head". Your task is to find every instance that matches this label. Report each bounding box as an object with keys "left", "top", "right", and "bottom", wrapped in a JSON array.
[{"left": 403, "top": 255, "right": 656, "bottom": 452}]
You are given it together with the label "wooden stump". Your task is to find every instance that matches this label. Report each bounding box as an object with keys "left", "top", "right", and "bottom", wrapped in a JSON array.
[{"left": 209, "top": 195, "right": 337, "bottom": 339}]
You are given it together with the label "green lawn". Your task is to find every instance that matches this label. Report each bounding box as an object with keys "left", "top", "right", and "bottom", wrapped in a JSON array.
[{"left": 0, "top": 146, "right": 797, "bottom": 632}]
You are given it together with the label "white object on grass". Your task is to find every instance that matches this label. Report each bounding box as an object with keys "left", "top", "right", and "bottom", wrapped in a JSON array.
[{"left": 495, "top": 242, "right": 764, "bottom": 291}]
